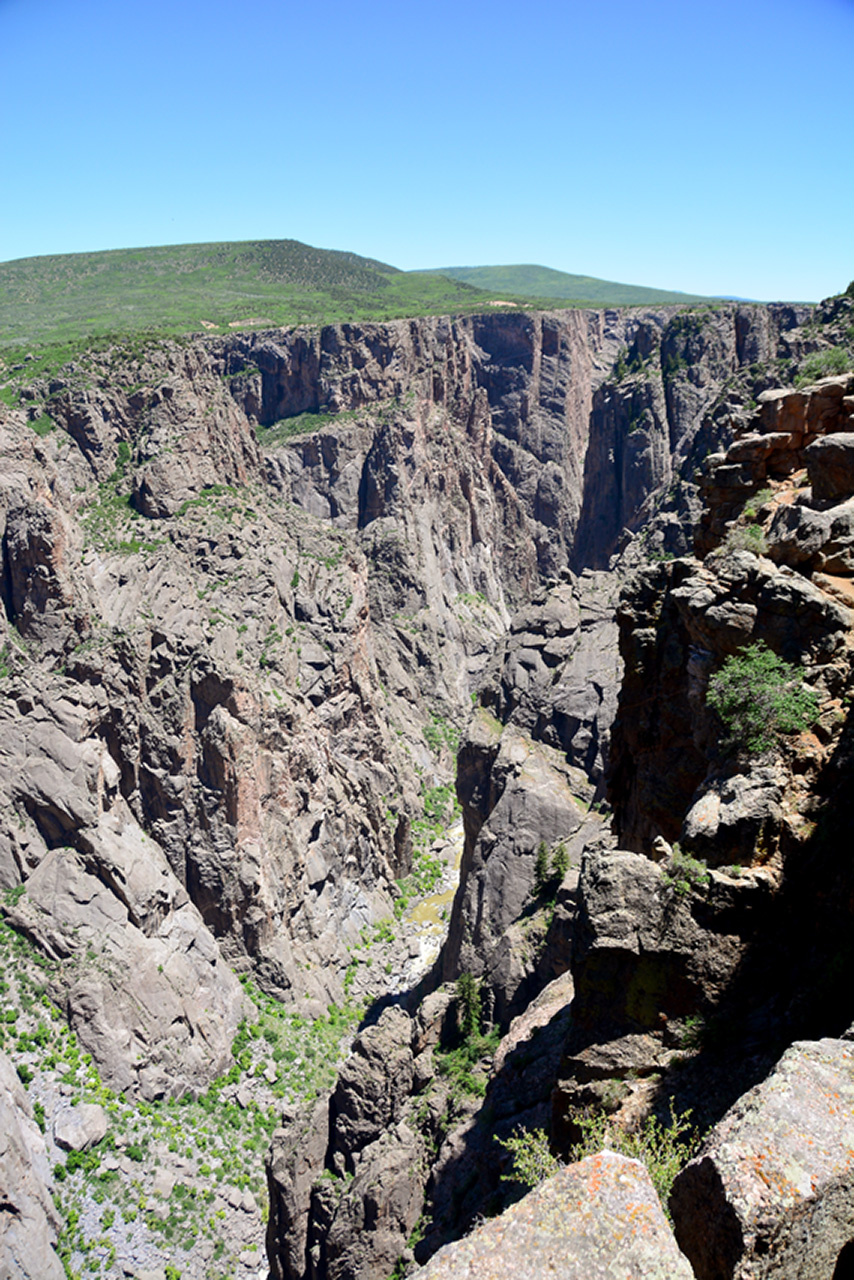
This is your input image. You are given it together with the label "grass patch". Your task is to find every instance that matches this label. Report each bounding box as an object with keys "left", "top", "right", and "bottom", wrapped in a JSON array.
[{"left": 794, "top": 346, "right": 852, "bottom": 387}]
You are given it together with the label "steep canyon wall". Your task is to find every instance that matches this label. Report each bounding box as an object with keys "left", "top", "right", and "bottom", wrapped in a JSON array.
[{"left": 2, "top": 296, "right": 841, "bottom": 1280}]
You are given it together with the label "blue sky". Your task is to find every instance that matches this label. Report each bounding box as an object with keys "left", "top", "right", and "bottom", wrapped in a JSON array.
[{"left": 1, "top": 0, "right": 851, "bottom": 300}]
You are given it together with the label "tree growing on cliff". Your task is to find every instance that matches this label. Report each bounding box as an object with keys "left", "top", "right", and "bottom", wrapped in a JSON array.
[
  {"left": 456, "top": 972, "right": 481, "bottom": 1040},
  {"left": 707, "top": 641, "right": 820, "bottom": 756},
  {"left": 534, "top": 841, "right": 551, "bottom": 895}
]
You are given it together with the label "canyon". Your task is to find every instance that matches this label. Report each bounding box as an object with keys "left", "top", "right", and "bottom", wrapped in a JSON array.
[{"left": 1, "top": 289, "right": 853, "bottom": 1280}]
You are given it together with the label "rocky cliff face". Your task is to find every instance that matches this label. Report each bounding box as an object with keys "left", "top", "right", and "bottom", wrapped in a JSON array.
[
  {"left": 1, "top": 292, "right": 850, "bottom": 1279},
  {"left": 266, "top": 300, "right": 854, "bottom": 1280},
  {"left": 2, "top": 303, "right": 805, "bottom": 1022}
]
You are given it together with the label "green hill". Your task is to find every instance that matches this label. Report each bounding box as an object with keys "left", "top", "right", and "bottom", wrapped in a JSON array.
[
  {"left": 0, "top": 238, "right": 722, "bottom": 355},
  {"left": 418, "top": 263, "right": 713, "bottom": 307},
  {"left": 0, "top": 239, "right": 565, "bottom": 351}
]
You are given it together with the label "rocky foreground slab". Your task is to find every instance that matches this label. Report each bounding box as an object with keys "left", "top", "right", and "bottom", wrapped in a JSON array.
[
  {"left": 671, "top": 1037, "right": 854, "bottom": 1278},
  {"left": 418, "top": 1150, "right": 693, "bottom": 1279}
]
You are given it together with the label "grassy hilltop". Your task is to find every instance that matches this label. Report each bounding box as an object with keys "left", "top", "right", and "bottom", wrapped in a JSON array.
[
  {"left": 0, "top": 239, "right": 573, "bottom": 351},
  {"left": 0, "top": 237, "right": 726, "bottom": 354}
]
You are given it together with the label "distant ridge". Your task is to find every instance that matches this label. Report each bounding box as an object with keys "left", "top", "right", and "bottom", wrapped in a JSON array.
[
  {"left": 0, "top": 238, "right": 718, "bottom": 351},
  {"left": 418, "top": 263, "right": 714, "bottom": 307},
  {"left": 0, "top": 239, "right": 486, "bottom": 348}
]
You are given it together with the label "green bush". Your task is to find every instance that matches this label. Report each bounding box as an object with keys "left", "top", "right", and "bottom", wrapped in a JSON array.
[
  {"left": 569, "top": 1107, "right": 701, "bottom": 1220},
  {"left": 455, "top": 973, "right": 481, "bottom": 1040},
  {"left": 743, "top": 487, "right": 773, "bottom": 520},
  {"left": 534, "top": 841, "right": 551, "bottom": 895},
  {"left": 721, "top": 523, "right": 767, "bottom": 556},
  {"left": 533, "top": 839, "right": 569, "bottom": 897},
  {"left": 794, "top": 346, "right": 852, "bottom": 387},
  {"left": 662, "top": 845, "right": 709, "bottom": 898},
  {"left": 435, "top": 1026, "right": 500, "bottom": 1101},
  {"left": 497, "top": 1108, "right": 700, "bottom": 1217},
  {"left": 497, "top": 1127, "right": 559, "bottom": 1187},
  {"left": 707, "top": 641, "right": 821, "bottom": 755}
]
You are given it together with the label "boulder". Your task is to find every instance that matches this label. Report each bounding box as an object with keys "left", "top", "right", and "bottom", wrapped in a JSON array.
[
  {"left": 806, "top": 432, "right": 854, "bottom": 502},
  {"left": 767, "top": 496, "right": 854, "bottom": 575},
  {"left": 670, "top": 1037, "right": 854, "bottom": 1279},
  {"left": 418, "top": 1151, "right": 693, "bottom": 1279},
  {"left": 54, "top": 1102, "right": 108, "bottom": 1152},
  {"left": 682, "top": 767, "right": 786, "bottom": 868}
]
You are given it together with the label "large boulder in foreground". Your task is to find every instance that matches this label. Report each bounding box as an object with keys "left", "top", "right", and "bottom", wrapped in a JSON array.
[
  {"left": 418, "top": 1151, "right": 693, "bottom": 1279},
  {"left": 0, "top": 1050, "right": 65, "bottom": 1280},
  {"left": 670, "top": 1037, "right": 854, "bottom": 1279}
]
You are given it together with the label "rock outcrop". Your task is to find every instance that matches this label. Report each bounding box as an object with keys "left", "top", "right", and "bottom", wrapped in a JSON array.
[
  {"left": 442, "top": 569, "right": 618, "bottom": 1021},
  {"left": 419, "top": 1151, "right": 693, "bottom": 1280},
  {"left": 671, "top": 1037, "right": 854, "bottom": 1279},
  {"left": 0, "top": 1049, "right": 65, "bottom": 1280}
]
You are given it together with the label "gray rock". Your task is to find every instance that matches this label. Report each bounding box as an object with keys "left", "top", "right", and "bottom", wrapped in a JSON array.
[
  {"left": 767, "top": 496, "right": 854, "bottom": 574},
  {"left": 419, "top": 1152, "right": 693, "bottom": 1279},
  {"left": 671, "top": 1037, "right": 854, "bottom": 1279},
  {"left": 151, "top": 1168, "right": 175, "bottom": 1198},
  {"left": 554, "top": 843, "right": 747, "bottom": 1121},
  {"left": 0, "top": 1049, "right": 65, "bottom": 1280},
  {"left": 682, "top": 767, "right": 786, "bottom": 867},
  {"left": 331, "top": 1006, "right": 414, "bottom": 1163},
  {"left": 806, "top": 432, "right": 854, "bottom": 502},
  {"left": 310, "top": 1122, "right": 427, "bottom": 1280},
  {"left": 6, "top": 829, "right": 248, "bottom": 1097},
  {"left": 53, "top": 1101, "right": 108, "bottom": 1152},
  {"left": 266, "top": 1098, "right": 330, "bottom": 1280}
]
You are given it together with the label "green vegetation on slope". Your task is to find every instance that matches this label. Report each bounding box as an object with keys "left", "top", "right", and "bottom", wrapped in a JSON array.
[
  {"left": 419, "top": 263, "right": 716, "bottom": 307},
  {"left": 0, "top": 238, "right": 562, "bottom": 350},
  {"left": 707, "top": 641, "right": 821, "bottom": 756}
]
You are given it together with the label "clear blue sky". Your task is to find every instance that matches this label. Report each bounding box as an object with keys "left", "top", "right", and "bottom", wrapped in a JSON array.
[{"left": 1, "top": 0, "right": 851, "bottom": 301}]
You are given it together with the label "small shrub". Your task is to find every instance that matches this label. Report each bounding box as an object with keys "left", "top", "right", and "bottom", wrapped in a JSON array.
[
  {"left": 534, "top": 841, "right": 551, "bottom": 895},
  {"left": 497, "top": 1127, "right": 559, "bottom": 1187},
  {"left": 569, "top": 1106, "right": 701, "bottom": 1221},
  {"left": 534, "top": 838, "right": 571, "bottom": 897},
  {"left": 743, "top": 487, "right": 773, "bottom": 520},
  {"left": 707, "top": 641, "right": 821, "bottom": 755},
  {"left": 456, "top": 973, "right": 481, "bottom": 1040},
  {"left": 435, "top": 1027, "right": 500, "bottom": 1101},
  {"left": 662, "top": 845, "right": 710, "bottom": 897},
  {"left": 721, "top": 523, "right": 767, "bottom": 556}
]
